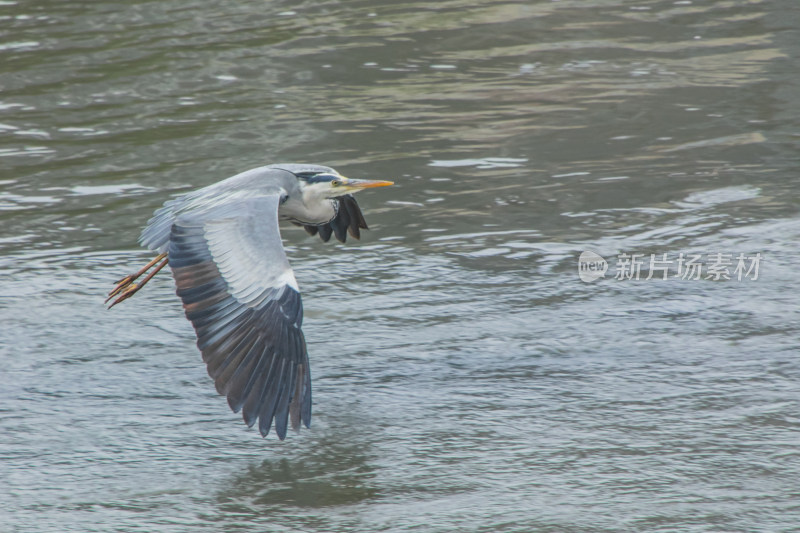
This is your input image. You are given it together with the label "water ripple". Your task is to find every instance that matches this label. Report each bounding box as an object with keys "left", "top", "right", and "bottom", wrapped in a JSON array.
[{"left": 2, "top": 0, "right": 799, "bottom": 530}]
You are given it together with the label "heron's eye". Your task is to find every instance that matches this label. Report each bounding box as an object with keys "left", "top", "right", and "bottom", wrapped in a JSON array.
[{"left": 331, "top": 180, "right": 343, "bottom": 187}]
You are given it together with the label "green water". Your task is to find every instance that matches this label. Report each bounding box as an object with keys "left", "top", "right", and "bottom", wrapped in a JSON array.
[{"left": 2, "top": 0, "right": 799, "bottom": 531}]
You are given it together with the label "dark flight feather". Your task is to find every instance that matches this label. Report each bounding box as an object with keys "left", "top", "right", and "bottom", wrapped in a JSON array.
[{"left": 167, "top": 197, "right": 311, "bottom": 439}]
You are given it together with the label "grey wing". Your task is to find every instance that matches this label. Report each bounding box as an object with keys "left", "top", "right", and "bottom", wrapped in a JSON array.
[
  {"left": 167, "top": 194, "right": 311, "bottom": 439},
  {"left": 139, "top": 166, "right": 298, "bottom": 254},
  {"left": 301, "top": 194, "right": 368, "bottom": 243},
  {"left": 139, "top": 197, "right": 183, "bottom": 254}
]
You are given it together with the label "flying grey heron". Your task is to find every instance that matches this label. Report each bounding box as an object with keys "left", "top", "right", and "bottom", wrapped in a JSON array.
[{"left": 107, "top": 164, "right": 393, "bottom": 439}]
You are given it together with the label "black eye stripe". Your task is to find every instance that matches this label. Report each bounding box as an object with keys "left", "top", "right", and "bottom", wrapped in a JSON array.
[{"left": 298, "top": 172, "right": 338, "bottom": 184}]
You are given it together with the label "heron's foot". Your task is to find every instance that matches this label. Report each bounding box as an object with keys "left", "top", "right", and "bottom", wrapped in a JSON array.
[
  {"left": 106, "top": 280, "right": 142, "bottom": 308},
  {"left": 106, "top": 253, "right": 168, "bottom": 309}
]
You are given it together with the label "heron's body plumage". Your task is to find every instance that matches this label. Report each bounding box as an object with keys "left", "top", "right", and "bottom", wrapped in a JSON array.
[{"left": 109, "top": 164, "right": 392, "bottom": 439}]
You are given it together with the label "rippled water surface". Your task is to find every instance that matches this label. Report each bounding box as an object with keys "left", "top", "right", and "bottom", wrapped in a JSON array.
[{"left": 2, "top": 0, "right": 800, "bottom": 531}]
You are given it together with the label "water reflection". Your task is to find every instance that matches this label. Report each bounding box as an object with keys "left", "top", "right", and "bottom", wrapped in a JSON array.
[{"left": 218, "top": 436, "right": 377, "bottom": 513}]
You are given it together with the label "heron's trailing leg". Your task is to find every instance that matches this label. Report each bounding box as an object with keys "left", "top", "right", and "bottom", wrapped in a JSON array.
[{"left": 106, "top": 252, "right": 168, "bottom": 308}]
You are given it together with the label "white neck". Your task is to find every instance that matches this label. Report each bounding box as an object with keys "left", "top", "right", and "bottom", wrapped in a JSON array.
[{"left": 279, "top": 195, "right": 336, "bottom": 225}]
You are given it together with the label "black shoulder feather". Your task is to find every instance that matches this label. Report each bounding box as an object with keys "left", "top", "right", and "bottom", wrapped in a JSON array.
[{"left": 297, "top": 195, "right": 369, "bottom": 243}]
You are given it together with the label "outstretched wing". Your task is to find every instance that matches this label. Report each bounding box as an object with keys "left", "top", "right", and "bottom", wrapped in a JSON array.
[
  {"left": 167, "top": 194, "right": 311, "bottom": 439},
  {"left": 300, "top": 194, "right": 368, "bottom": 243}
]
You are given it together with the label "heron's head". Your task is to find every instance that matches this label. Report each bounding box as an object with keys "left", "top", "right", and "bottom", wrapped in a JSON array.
[{"left": 295, "top": 169, "right": 394, "bottom": 201}]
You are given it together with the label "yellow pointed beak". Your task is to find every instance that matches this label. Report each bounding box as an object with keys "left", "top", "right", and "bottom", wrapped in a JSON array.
[{"left": 344, "top": 178, "right": 394, "bottom": 189}]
